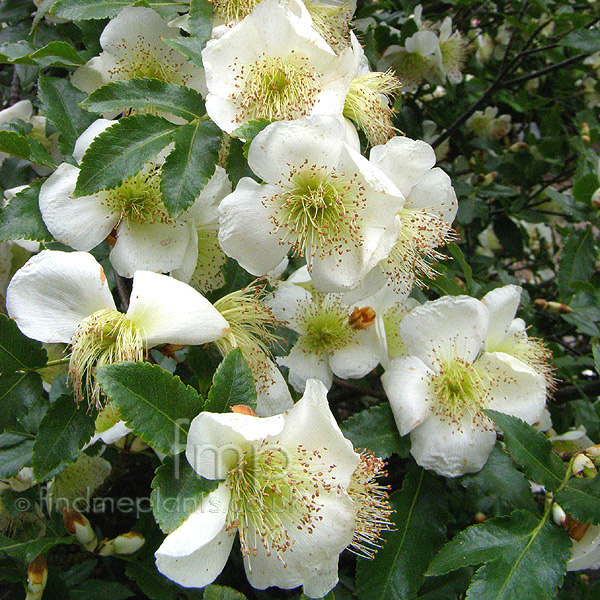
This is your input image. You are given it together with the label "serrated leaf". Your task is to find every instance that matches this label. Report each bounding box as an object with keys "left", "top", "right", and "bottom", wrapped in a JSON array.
[
  {"left": 69, "top": 580, "right": 134, "bottom": 600},
  {"left": 82, "top": 79, "right": 205, "bottom": 122},
  {"left": 485, "top": 410, "right": 567, "bottom": 491},
  {"left": 204, "top": 349, "right": 256, "bottom": 413},
  {"left": 447, "top": 242, "right": 473, "bottom": 293},
  {"left": 95, "top": 362, "right": 204, "bottom": 454},
  {"left": 75, "top": 114, "right": 177, "bottom": 196},
  {"left": 558, "top": 228, "right": 596, "bottom": 297},
  {"left": 231, "top": 118, "right": 272, "bottom": 157},
  {"left": 0, "top": 433, "right": 35, "bottom": 478},
  {"left": 204, "top": 585, "right": 248, "bottom": 600},
  {"left": 555, "top": 475, "right": 600, "bottom": 525},
  {"left": 52, "top": 0, "right": 136, "bottom": 19},
  {"left": 0, "top": 371, "right": 45, "bottom": 431},
  {"left": 162, "top": 37, "right": 204, "bottom": 69},
  {"left": 427, "top": 510, "right": 572, "bottom": 600},
  {"left": 160, "top": 119, "right": 221, "bottom": 217},
  {"left": 29, "top": 41, "right": 86, "bottom": 67},
  {"left": 33, "top": 394, "right": 96, "bottom": 481},
  {"left": 0, "top": 313, "right": 48, "bottom": 374},
  {"left": 38, "top": 75, "right": 97, "bottom": 155},
  {"left": 0, "top": 533, "right": 74, "bottom": 563},
  {"left": 225, "top": 137, "right": 254, "bottom": 187},
  {"left": 356, "top": 465, "right": 448, "bottom": 600},
  {"left": 0, "top": 130, "right": 55, "bottom": 168},
  {"left": 0, "top": 182, "right": 53, "bottom": 242},
  {"left": 150, "top": 453, "right": 219, "bottom": 533},
  {"left": 32, "top": 0, "right": 56, "bottom": 28},
  {"left": 459, "top": 445, "right": 537, "bottom": 514},
  {"left": 341, "top": 403, "right": 408, "bottom": 459},
  {"left": 188, "top": 0, "right": 214, "bottom": 48}
]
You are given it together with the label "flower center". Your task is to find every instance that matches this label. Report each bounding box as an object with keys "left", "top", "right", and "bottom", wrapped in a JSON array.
[
  {"left": 304, "top": 0, "right": 353, "bottom": 51},
  {"left": 104, "top": 167, "right": 169, "bottom": 225},
  {"left": 296, "top": 292, "right": 356, "bottom": 354},
  {"left": 343, "top": 71, "right": 400, "bottom": 145},
  {"left": 69, "top": 309, "right": 144, "bottom": 406},
  {"left": 347, "top": 452, "right": 393, "bottom": 559},
  {"left": 225, "top": 441, "right": 329, "bottom": 556},
  {"left": 440, "top": 33, "right": 467, "bottom": 78},
  {"left": 266, "top": 166, "right": 364, "bottom": 259},
  {"left": 209, "top": 0, "right": 260, "bottom": 24},
  {"left": 383, "top": 207, "right": 456, "bottom": 288},
  {"left": 432, "top": 356, "right": 487, "bottom": 421},
  {"left": 233, "top": 54, "right": 321, "bottom": 123}
]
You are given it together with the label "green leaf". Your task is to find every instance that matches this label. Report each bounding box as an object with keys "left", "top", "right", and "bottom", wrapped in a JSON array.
[
  {"left": 559, "top": 29, "right": 600, "bottom": 52},
  {"left": 459, "top": 445, "right": 537, "bottom": 514},
  {"left": 38, "top": 75, "right": 97, "bottom": 155},
  {"left": 204, "top": 585, "right": 248, "bottom": 600},
  {"left": 0, "top": 534, "right": 74, "bottom": 563},
  {"left": 29, "top": 41, "right": 86, "bottom": 67},
  {"left": 150, "top": 453, "right": 219, "bottom": 533},
  {"left": 0, "top": 313, "right": 48, "bottom": 374},
  {"left": 162, "top": 37, "right": 204, "bottom": 70},
  {"left": 204, "top": 349, "right": 256, "bottom": 413},
  {"left": 70, "top": 580, "right": 134, "bottom": 600},
  {"left": 75, "top": 114, "right": 177, "bottom": 196},
  {"left": 0, "top": 182, "right": 53, "bottom": 242},
  {"left": 484, "top": 410, "right": 567, "bottom": 491},
  {"left": 427, "top": 510, "right": 572, "bottom": 600},
  {"left": 95, "top": 362, "right": 204, "bottom": 455},
  {"left": 160, "top": 119, "right": 221, "bottom": 217},
  {"left": 188, "top": 0, "right": 214, "bottom": 49},
  {"left": 0, "top": 433, "right": 35, "bottom": 478},
  {"left": 558, "top": 228, "right": 597, "bottom": 296},
  {"left": 341, "top": 403, "right": 409, "bottom": 459},
  {"left": 33, "top": 394, "right": 96, "bottom": 480},
  {"left": 0, "top": 371, "right": 45, "bottom": 431},
  {"left": 355, "top": 465, "right": 448, "bottom": 600},
  {"left": 593, "top": 341, "right": 600, "bottom": 374},
  {"left": 125, "top": 560, "right": 195, "bottom": 600},
  {"left": 447, "top": 242, "right": 474, "bottom": 293},
  {"left": 231, "top": 118, "right": 272, "bottom": 157},
  {"left": 225, "top": 137, "right": 254, "bottom": 187},
  {"left": 0, "top": 130, "right": 55, "bottom": 168},
  {"left": 555, "top": 475, "right": 600, "bottom": 525},
  {"left": 52, "top": 0, "right": 136, "bottom": 19},
  {"left": 32, "top": 0, "right": 57, "bottom": 28},
  {"left": 82, "top": 79, "right": 205, "bottom": 122}
]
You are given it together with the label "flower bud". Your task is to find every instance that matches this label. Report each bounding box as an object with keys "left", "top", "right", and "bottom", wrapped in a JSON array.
[
  {"left": 552, "top": 504, "right": 567, "bottom": 527},
  {"left": 25, "top": 555, "right": 48, "bottom": 600},
  {"left": 97, "top": 538, "right": 116, "bottom": 556},
  {"left": 585, "top": 444, "right": 600, "bottom": 460},
  {"left": 591, "top": 188, "right": 600, "bottom": 210},
  {"left": 114, "top": 531, "right": 145, "bottom": 555},
  {"left": 572, "top": 453, "right": 597, "bottom": 477},
  {"left": 63, "top": 508, "right": 97, "bottom": 552},
  {"left": 230, "top": 405, "right": 258, "bottom": 417}
]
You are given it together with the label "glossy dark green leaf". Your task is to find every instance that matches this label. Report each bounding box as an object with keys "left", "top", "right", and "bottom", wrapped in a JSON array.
[
  {"left": 0, "top": 130, "right": 55, "bottom": 167},
  {"left": 188, "top": 0, "right": 214, "bottom": 49},
  {"left": 0, "top": 313, "right": 47, "bottom": 374},
  {"left": 555, "top": 475, "right": 600, "bottom": 525},
  {"left": 0, "top": 181, "right": 52, "bottom": 242},
  {"left": 558, "top": 228, "right": 596, "bottom": 296}
]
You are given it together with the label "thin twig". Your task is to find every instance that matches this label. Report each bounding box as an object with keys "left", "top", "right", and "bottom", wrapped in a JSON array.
[{"left": 503, "top": 52, "right": 589, "bottom": 86}]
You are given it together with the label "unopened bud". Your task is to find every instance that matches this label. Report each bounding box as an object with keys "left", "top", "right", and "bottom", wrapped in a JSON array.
[
  {"left": 591, "top": 188, "right": 600, "bottom": 209},
  {"left": 63, "top": 508, "right": 97, "bottom": 552},
  {"left": 97, "top": 538, "right": 116, "bottom": 556},
  {"left": 552, "top": 503, "right": 567, "bottom": 527},
  {"left": 26, "top": 555, "right": 48, "bottom": 600},
  {"left": 475, "top": 512, "right": 486, "bottom": 523},
  {"left": 585, "top": 444, "right": 600, "bottom": 460},
  {"left": 509, "top": 141, "right": 530, "bottom": 152},
  {"left": 479, "top": 171, "right": 498, "bottom": 186},
  {"left": 533, "top": 299, "right": 572, "bottom": 314},
  {"left": 230, "top": 405, "right": 258, "bottom": 417},
  {"left": 572, "top": 453, "right": 596, "bottom": 477},
  {"left": 114, "top": 531, "right": 145, "bottom": 555}
]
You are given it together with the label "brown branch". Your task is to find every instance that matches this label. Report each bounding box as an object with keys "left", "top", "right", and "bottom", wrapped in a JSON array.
[{"left": 503, "top": 52, "right": 589, "bottom": 86}]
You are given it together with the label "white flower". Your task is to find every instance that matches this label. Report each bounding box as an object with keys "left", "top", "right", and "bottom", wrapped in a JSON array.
[
  {"left": 368, "top": 136, "right": 458, "bottom": 288},
  {"left": 567, "top": 524, "right": 600, "bottom": 571},
  {"left": 481, "top": 285, "right": 553, "bottom": 386},
  {"left": 6, "top": 250, "right": 229, "bottom": 404},
  {"left": 219, "top": 115, "right": 403, "bottom": 292},
  {"left": 201, "top": 0, "right": 354, "bottom": 133},
  {"left": 466, "top": 106, "right": 512, "bottom": 138},
  {"left": 267, "top": 276, "right": 383, "bottom": 391},
  {"left": 39, "top": 120, "right": 222, "bottom": 279},
  {"left": 156, "top": 379, "right": 391, "bottom": 597},
  {"left": 381, "top": 295, "right": 547, "bottom": 477},
  {"left": 71, "top": 7, "right": 206, "bottom": 98},
  {"left": 302, "top": 0, "right": 356, "bottom": 52},
  {"left": 438, "top": 17, "right": 467, "bottom": 85}
]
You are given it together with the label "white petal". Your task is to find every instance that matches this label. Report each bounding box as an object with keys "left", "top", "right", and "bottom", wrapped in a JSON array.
[
  {"left": 97, "top": 421, "right": 131, "bottom": 444},
  {"left": 39, "top": 163, "right": 119, "bottom": 251},
  {"left": 568, "top": 525, "right": 600, "bottom": 571},
  {"left": 329, "top": 327, "right": 382, "bottom": 379},
  {"left": 169, "top": 229, "right": 198, "bottom": 284},
  {"left": 370, "top": 136, "right": 436, "bottom": 197},
  {"left": 479, "top": 352, "right": 546, "bottom": 424},
  {"left": 126, "top": 271, "right": 230, "bottom": 346},
  {"left": 277, "top": 344, "right": 333, "bottom": 392},
  {"left": 399, "top": 295, "right": 489, "bottom": 369},
  {"left": 6, "top": 250, "right": 115, "bottom": 343},
  {"left": 266, "top": 281, "right": 313, "bottom": 332},
  {"left": 109, "top": 219, "right": 194, "bottom": 278},
  {"left": 71, "top": 56, "right": 115, "bottom": 96},
  {"left": 382, "top": 356, "right": 435, "bottom": 436},
  {"left": 155, "top": 483, "right": 234, "bottom": 587},
  {"left": 410, "top": 413, "right": 497, "bottom": 477},
  {"left": 255, "top": 359, "right": 294, "bottom": 417},
  {"left": 0, "top": 100, "right": 32, "bottom": 124},
  {"left": 218, "top": 178, "right": 290, "bottom": 275},
  {"left": 406, "top": 167, "right": 457, "bottom": 224},
  {"left": 73, "top": 119, "right": 116, "bottom": 164},
  {"left": 185, "top": 411, "right": 285, "bottom": 479},
  {"left": 299, "top": 555, "right": 341, "bottom": 599},
  {"left": 276, "top": 379, "right": 359, "bottom": 488},
  {"left": 481, "top": 285, "right": 522, "bottom": 350}
]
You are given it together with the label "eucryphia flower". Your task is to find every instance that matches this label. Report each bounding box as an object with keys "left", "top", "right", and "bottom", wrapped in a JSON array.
[
  {"left": 438, "top": 16, "right": 467, "bottom": 85},
  {"left": 267, "top": 274, "right": 383, "bottom": 391},
  {"left": 366, "top": 135, "right": 458, "bottom": 288},
  {"left": 71, "top": 7, "right": 206, "bottom": 97},
  {"left": 219, "top": 115, "right": 403, "bottom": 292},
  {"left": 39, "top": 120, "right": 225, "bottom": 279},
  {"left": 6, "top": 250, "right": 229, "bottom": 405},
  {"left": 465, "top": 106, "right": 512, "bottom": 138},
  {"left": 155, "top": 379, "right": 391, "bottom": 598},
  {"left": 381, "top": 295, "right": 547, "bottom": 477},
  {"left": 201, "top": 0, "right": 354, "bottom": 133}
]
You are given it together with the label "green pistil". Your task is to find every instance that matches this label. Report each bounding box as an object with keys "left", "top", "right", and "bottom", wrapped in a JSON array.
[
  {"left": 235, "top": 54, "right": 321, "bottom": 123},
  {"left": 104, "top": 168, "right": 168, "bottom": 224},
  {"left": 432, "top": 357, "right": 487, "bottom": 421},
  {"left": 297, "top": 292, "right": 355, "bottom": 354},
  {"left": 269, "top": 167, "right": 363, "bottom": 258},
  {"left": 69, "top": 309, "right": 144, "bottom": 406}
]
